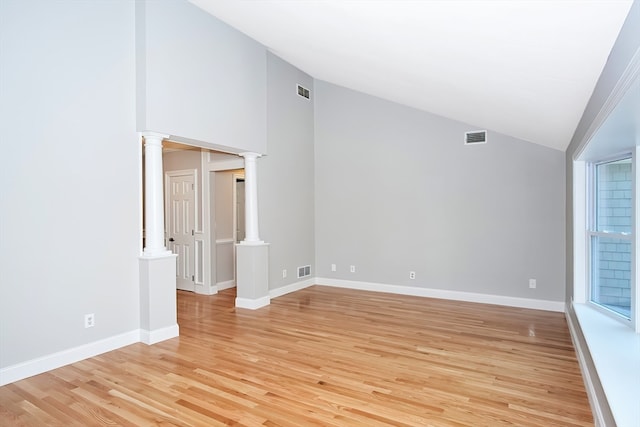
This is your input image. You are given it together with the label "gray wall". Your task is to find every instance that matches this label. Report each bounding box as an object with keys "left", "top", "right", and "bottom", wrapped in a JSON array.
[
  {"left": 314, "top": 81, "right": 566, "bottom": 301},
  {"left": 0, "top": 0, "right": 140, "bottom": 367},
  {"left": 260, "top": 53, "right": 315, "bottom": 289},
  {"left": 137, "top": 0, "right": 267, "bottom": 154}
]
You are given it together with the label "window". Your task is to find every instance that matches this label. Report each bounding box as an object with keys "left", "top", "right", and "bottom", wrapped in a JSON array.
[{"left": 588, "top": 157, "right": 633, "bottom": 320}]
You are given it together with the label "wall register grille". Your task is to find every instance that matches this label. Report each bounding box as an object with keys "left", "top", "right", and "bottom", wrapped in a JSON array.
[
  {"left": 297, "top": 84, "right": 310, "bottom": 99},
  {"left": 297, "top": 265, "right": 311, "bottom": 278},
  {"left": 465, "top": 130, "right": 487, "bottom": 145}
]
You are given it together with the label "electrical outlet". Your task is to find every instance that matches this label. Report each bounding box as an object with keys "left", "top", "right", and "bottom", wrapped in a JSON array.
[
  {"left": 529, "top": 279, "right": 537, "bottom": 289},
  {"left": 84, "top": 313, "right": 95, "bottom": 328},
  {"left": 331, "top": 264, "right": 336, "bottom": 272},
  {"left": 409, "top": 271, "right": 416, "bottom": 279},
  {"left": 282, "top": 269, "right": 287, "bottom": 278},
  {"left": 350, "top": 265, "right": 356, "bottom": 273}
]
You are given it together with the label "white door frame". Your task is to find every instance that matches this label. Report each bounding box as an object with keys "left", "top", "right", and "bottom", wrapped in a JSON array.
[{"left": 201, "top": 153, "right": 245, "bottom": 295}]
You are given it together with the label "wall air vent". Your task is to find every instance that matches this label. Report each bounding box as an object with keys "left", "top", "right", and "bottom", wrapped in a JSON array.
[
  {"left": 297, "top": 84, "right": 310, "bottom": 99},
  {"left": 465, "top": 130, "right": 487, "bottom": 145},
  {"left": 297, "top": 265, "right": 311, "bottom": 278}
]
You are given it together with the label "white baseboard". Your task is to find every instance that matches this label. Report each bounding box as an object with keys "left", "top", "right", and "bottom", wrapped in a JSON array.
[
  {"left": 235, "top": 295, "right": 270, "bottom": 310},
  {"left": 315, "top": 277, "right": 566, "bottom": 312},
  {"left": 140, "top": 324, "right": 179, "bottom": 345},
  {"left": 195, "top": 283, "right": 217, "bottom": 295},
  {"left": 565, "top": 308, "right": 606, "bottom": 427},
  {"left": 270, "top": 278, "right": 315, "bottom": 299},
  {"left": 0, "top": 330, "right": 140, "bottom": 386},
  {"left": 217, "top": 280, "right": 236, "bottom": 291},
  {"left": 0, "top": 278, "right": 565, "bottom": 387}
]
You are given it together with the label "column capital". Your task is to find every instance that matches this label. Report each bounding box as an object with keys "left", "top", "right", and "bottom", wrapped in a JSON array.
[
  {"left": 141, "top": 131, "right": 170, "bottom": 144},
  {"left": 239, "top": 152, "right": 263, "bottom": 160}
]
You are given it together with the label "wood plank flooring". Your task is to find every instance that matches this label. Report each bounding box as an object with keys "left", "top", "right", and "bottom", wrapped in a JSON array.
[{"left": 0, "top": 286, "right": 593, "bottom": 426}]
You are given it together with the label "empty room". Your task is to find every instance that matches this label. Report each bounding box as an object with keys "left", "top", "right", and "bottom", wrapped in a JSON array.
[{"left": 1, "top": 0, "right": 639, "bottom": 426}]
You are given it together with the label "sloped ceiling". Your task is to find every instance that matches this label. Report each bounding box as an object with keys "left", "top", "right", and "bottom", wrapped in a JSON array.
[{"left": 190, "top": 0, "right": 633, "bottom": 151}]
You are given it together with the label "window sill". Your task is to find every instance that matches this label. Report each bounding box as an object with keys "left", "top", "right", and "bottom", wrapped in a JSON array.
[{"left": 573, "top": 303, "right": 640, "bottom": 427}]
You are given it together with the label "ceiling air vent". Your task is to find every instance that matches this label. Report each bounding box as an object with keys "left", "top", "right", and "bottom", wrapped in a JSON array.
[
  {"left": 297, "top": 84, "right": 310, "bottom": 99},
  {"left": 465, "top": 130, "right": 487, "bottom": 145}
]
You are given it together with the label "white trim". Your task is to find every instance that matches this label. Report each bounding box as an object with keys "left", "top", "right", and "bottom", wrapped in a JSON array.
[
  {"left": 315, "top": 278, "right": 565, "bottom": 312},
  {"left": 573, "top": 47, "right": 640, "bottom": 160},
  {"left": 195, "top": 238, "right": 204, "bottom": 285},
  {"left": 634, "top": 145, "right": 640, "bottom": 331},
  {"left": 573, "top": 160, "right": 587, "bottom": 304},
  {"left": 201, "top": 151, "right": 212, "bottom": 294},
  {"left": 235, "top": 295, "right": 270, "bottom": 310},
  {"left": 237, "top": 240, "right": 266, "bottom": 246},
  {"left": 215, "top": 238, "right": 235, "bottom": 244},
  {"left": 572, "top": 303, "right": 640, "bottom": 427},
  {"left": 139, "top": 133, "right": 144, "bottom": 256},
  {"left": 566, "top": 309, "right": 607, "bottom": 427},
  {"left": 216, "top": 279, "right": 236, "bottom": 291},
  {"left": 0, "top": 330, "right": 140, "bottom": 386},
  {"left": 270, "top": 278, "right": 315, "bottom": 299},
  {"left": 195, "top": 282, "right": 218, "bottom": 295},
  {"left": 208, "top": 158, "right": 245, "bottom": 172},
  {"left": 140, "top": 324, "right": 179, "bottom": 345}
]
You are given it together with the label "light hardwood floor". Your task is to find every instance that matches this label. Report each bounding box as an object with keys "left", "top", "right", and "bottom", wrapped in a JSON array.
[{"left": 0, "top": 286, "right": 593, "bottom": 426}]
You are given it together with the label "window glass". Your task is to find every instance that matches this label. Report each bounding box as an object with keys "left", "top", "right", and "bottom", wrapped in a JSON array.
[
  {"left": 590, "top": 236, "right": 631, "bottom": 318},
  {"left": 596, "top": 158, "right": 632, "bottom": 234},
  {"left": 590, "top": 158, "right": 632, "bottom": 320}
]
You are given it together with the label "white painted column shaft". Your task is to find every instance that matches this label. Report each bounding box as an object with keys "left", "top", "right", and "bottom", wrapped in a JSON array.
[
  {"left": 240, "top": 152, "right": 263, "bottom": 244},
  {"left": 143, "top": 132, "right": 171, "bottom": 256}
]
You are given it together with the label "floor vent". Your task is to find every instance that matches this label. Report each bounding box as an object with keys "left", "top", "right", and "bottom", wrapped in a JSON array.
[
  {"left": 297, "top": 265, "right": 311, "bottom": 278},
  {"left": 297, "top": 84, "right": 310, "bottom": 99},
  {"left": 465, "top": 130, "right": 487, "bottom": 145}
]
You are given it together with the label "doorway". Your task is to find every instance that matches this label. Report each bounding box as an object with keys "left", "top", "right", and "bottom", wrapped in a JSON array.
[{"left": 212, "top": 169, "right": 244, "bottom": 290}]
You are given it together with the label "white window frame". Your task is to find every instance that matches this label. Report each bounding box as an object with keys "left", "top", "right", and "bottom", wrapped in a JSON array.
[{"left": 585, "top": 152, "right": 636, "bottom": 328}]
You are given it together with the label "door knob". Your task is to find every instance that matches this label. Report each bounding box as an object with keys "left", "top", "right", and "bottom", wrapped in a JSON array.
[{"left": 169, "top": 238, "right": 175, "bottom": 242}]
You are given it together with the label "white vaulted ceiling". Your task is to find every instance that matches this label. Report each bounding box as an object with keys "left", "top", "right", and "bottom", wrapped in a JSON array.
[{"left": 190, "top": 0, "right": 633, "bottom": 151}]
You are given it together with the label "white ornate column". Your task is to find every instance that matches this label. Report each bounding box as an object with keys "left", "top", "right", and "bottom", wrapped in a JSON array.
[
  {"left": 143, "top": 132, "right": 171, "bottom": 256},
  {"left": 139, "top": 131, "right": 178, "bottom": 344},
  {"left": 236, "top": 152, "right": 270, "bottom": 309},
  {"left": 239, "top": 152, "right": 263, "bottom": 244}
]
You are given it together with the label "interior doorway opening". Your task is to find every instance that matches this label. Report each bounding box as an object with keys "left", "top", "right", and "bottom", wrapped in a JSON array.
[
  {"left": 211, "top": 168, "right": 245, "bottom": 291},
  {"left": 142, "top": 139, "right": 245, "bottom": 294}
]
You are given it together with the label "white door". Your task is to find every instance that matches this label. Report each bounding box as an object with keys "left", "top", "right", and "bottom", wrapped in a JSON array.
[{"left": 168, "top": 173, "right": 195, "bottom": 291}]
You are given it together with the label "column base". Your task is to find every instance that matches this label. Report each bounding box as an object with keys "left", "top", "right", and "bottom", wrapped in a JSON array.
[
  {"left": 142, "top": 248, "right": 173, "bottom": 258},
  {"left": 235, "top": 295, "right": 271, "bottom": 310},
  {"left": 139, "top": 254, "right": 179, "bottom": 344},
  {"left": 239, "top": 240, "right": 265, "bottom": 246},
  {"left": 235, "top": 243, "right": 270, "bottom": 310},
  {"left": 140, "top": 324, "right": 180, "bottom": 345}
]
